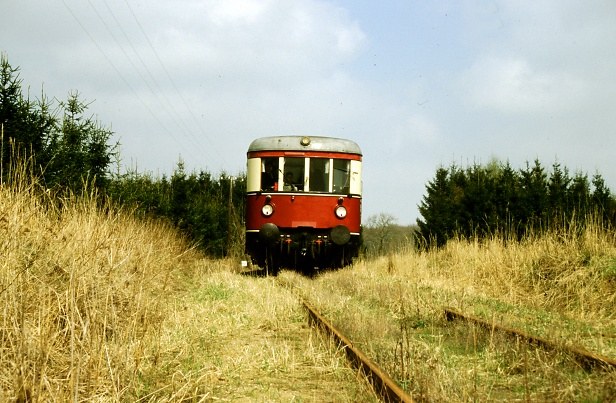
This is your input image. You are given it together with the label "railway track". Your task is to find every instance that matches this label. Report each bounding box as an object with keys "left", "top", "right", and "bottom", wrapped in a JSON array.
[
  {"left": 270, "top": 272, "right": 615, "bottom": 401},
  {"left": 444, "top": 307, "right": 616, "bottom": 371},
  {"left": 277, "top": 277, "right": 414, "bottom": 403}
]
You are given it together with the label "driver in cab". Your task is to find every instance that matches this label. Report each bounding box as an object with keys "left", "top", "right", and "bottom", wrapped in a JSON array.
[{"left": 283, "top": 172, "right": 297, "bottom": 191}]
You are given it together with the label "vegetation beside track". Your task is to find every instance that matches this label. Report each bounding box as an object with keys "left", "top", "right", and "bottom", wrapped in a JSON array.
[
  {"left": 281, "top": 224, "right": 616, "bottom": 401},
  {"left": 0, "top": 174, "right": 372, "bottom": 402},
  {"left": 2, "top": 162, "right": 615, "bottom": 401}
]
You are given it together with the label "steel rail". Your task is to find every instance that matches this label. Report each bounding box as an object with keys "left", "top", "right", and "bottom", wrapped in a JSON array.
[
  {"left": 303, "top": 299, "right": 414, "bottom": 403},
  {"left": 277, "top": 278, "right": 413, "bottom": 402},
  {"left": 444, "top": 307, "right": 616, "bottom": 370}
]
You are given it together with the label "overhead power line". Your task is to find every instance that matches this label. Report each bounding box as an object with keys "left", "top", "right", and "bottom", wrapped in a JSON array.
[
  {"left": 61, "top": 0, "right": 224, "bottom": 170},
  {"left": 121, "top": 0, "right": 225, "bottom": 166}
]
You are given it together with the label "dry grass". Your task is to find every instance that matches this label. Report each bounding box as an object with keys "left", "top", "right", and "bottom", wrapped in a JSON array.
[
  {"left": 4, "top": 164, "right": 615, "bottom": 401},
  {"left": 0, "top": 171, "right": 373, "bottom": 401},
  {"left": 159, "top": 270, "right": 374, "bottom": 402},
  {"left": 282, "top": 224, "right": 616, "bottom": 401},
  {"left": 0, "top": 173, "right": 200, "bottom": 401}
]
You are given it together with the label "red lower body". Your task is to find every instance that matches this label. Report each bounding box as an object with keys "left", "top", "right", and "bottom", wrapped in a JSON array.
[{"left": 245, "top": 192, "right": 361, "bottom": 271}]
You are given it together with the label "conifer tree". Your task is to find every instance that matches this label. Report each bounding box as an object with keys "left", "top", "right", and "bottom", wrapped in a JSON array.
[
  {"left": 417, "top": 158, "right": 615, "bottom": 248},
  {"left": 568, "top": 172, "right": 590, "bottom": 218},
  {"left": 548, "top": 162, "right": 570, "bottom": 227},
  {"left": 1, "top": 55, "right": 116, "bottom": 191},
  {"left": 45, "top": 92, "right": 116, "bottom": 192},
  {"left": 417, "top": 166, "right": 454, "bottom": 246},
  {"left": 519, "top": 160, "right": 548, "bottom": 230},
  {"left": 494, "top": 161, "right": 519, "bottom": 235},
  {"left": 0, "top": 54, "right": 54, "bottom": 178},
  {"left": 592, "top": 173, "right": 615, "bottom": 223}
]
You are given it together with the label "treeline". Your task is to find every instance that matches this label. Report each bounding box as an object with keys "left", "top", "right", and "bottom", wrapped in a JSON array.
[
  {"left": 1, "top": 54, "right": 116, "bottom": 191},
  {"left": 107, "top": 164, "right": 246, "bottom": 257},
  {"left": 1, "top": 54, "right": 244, "bottom": 257},
  {"left": 7, "top": 54, "right": 616, "bottom": 256},
  {"left": 417, "top": 160, "right": 616, "bottom": 247},
  {"left": 361, "top": 213, "right": 416, "bottom": 257}
]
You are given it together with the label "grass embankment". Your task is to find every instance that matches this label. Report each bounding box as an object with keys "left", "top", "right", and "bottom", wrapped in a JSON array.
[
  {"left": 4, "top": 175, "right": 615, "bottom": 401},
  {"left": 282, "top": 226, "right": 616, "bottom": 401},
  {"left": 0, "top": 179, "right": 371, "bottom": 402}
]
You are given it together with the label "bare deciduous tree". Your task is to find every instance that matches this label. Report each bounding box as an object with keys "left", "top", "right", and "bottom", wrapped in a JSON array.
[{"left": 364, "top": 213, "right": 397, "bottom": 256}]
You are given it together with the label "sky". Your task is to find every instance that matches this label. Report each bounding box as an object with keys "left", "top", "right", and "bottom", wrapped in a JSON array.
[{"left": 2, "top": 0, "right": 615, "bottom": 225}]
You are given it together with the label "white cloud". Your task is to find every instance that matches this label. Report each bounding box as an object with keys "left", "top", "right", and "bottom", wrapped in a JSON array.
[
  {"left": 149, "top": 0, "right": 365, "bottom": 79},
  {"left": 461, "top": 56, "right": 588, "bottom": 114},
  {"left": 207, "top": 0, "right": 271, "bottom": 25},
  {"left": 1, "top": 0, "right": 369, "bottom": 168},
  {"left": 458, "top": 1, "right": 616, "bottom": 118},
  {"left": 3, "top": 0, "right": 616, "bottom": 224}
]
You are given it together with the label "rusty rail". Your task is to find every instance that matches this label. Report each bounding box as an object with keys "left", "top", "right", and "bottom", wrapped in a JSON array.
[
  {"left": 444, "top": 307, "right": 616, "bottom": 371},
  {"left": 303, "top": 299, "right": 414, "bottom": 403},
  {"left": 277, "top": 278, "right": 413, "bottom": 402}
]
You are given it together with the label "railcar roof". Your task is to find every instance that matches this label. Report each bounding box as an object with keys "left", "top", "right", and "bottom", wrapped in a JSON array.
[{"left": 248, "top": 135, "right": 362, "bottom": 155}]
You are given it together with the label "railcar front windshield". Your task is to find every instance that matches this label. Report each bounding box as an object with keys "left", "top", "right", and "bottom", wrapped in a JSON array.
[
  {"left": 251, "top": 156, "right": 359, "bottom": 195},
  {"left": 332, "top": 159, "right": 350, "bottom": 194}
]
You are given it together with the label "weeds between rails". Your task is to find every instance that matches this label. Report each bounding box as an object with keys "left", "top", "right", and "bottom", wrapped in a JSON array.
[
  {"left": 444, "top": 307, "right": 616, "bottom": 371},
  {"left": 275, "top": 276, "right": 414, "bottom": 402},
  {"left": 282, "top": 265, "right": 616, "bottom": 401},
  {"left": 277, "top": 245, "right": 616, "bottom": 402}
]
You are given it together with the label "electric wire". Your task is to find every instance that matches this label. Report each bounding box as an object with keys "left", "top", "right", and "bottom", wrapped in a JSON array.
[
  {"left": 61, "top": 0, "right": 223, "bottom": 171},
  {"left": 84, "top": 0, "right": 205, "bottom": 164},
  {"left": 100, "top": 0, "right": 211, "bottom": 161},
  {"left": 122, "top": 0, "right": 224, "bottom": 166},
  {"left": 61, "top": 0, "right": 178, "bottom": 152}
]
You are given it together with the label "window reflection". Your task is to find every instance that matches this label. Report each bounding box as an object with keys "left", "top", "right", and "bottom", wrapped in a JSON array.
[
  {"left": 260, "top": 158, "right": 278, "bottom": 191},
  {"left": 258, "top": 156, "right": 351, "bottom": 194},
  {"left": 333, "top": 159, "right": 350, "bottom": 194},
  {"left": 309, "top": 158, "right": 329, "bottom": 192}
]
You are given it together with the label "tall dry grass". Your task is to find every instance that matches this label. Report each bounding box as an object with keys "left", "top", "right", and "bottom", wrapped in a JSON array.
[
  {"left": 0, "top": 168, "right": 203, "bottom": 401},
  {"left": 428, "top": 220, "right": 616, "bottom": 331},
  {"left": 3, "top": 157, "right": 615, "bottom": 401},
  {"left": 0, "top": 166, "right": 373, "bottom": 402}
]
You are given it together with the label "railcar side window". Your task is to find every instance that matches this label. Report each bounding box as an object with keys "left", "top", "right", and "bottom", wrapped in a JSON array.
[
  {"left": 333, "top": 159, "right": 350, "bottom": 194},
  {"left": 261, "top": 158, "right": 278, "bottom": 191},
  {"left": 309, "top": 158, "right": 329, "bottom": 192}
]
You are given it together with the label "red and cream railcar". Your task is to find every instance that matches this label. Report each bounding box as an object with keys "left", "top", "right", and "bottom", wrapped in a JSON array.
[{"left": 245, "top": 135, "right": 362, "bottom": 272}]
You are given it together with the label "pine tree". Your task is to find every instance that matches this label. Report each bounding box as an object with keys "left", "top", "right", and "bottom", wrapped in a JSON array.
[
  {"left": 494, "top": 161, "right": 519, "bottom": 235},
  {"left": 519, "top": 160, "right": 548, "bottom": 231},
  {"left": 568, "top": 172, "right": 590, "bottom": 218},
  {"left": 548, "top": 162, "right": 571, "bottom": 227},
  {"left": 1, "top": 56, "right": 116, "bottom": 191},
  {"left": 1, "top": 55, "right": 58, "bottom": 176},
  {"left": 591, "top": 173, "right": 615, "bottom": 224},
  {"left": 417, "top": 166, "right": 454, "bottom": 247},
  {"left": 46, "top": 92, "right": 116, "bottom": 192}
]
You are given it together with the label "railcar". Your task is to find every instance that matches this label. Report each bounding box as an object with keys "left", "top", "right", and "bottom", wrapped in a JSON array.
[{"left": 244, "top": 135, "right": 362, "bottom": 273}]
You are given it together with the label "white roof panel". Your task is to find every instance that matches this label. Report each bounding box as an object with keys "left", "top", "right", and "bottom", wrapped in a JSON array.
[{"left": 248, "top": 135, "right": 362, "bottom": 155}]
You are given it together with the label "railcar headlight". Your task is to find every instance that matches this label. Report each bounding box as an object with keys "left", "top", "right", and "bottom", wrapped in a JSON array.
[
  {"left": 262, "top": 204, "right": 274, "bottom": 216},
  {"left": 334, "top": 205, "right": 347, "bottom": 219}
]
